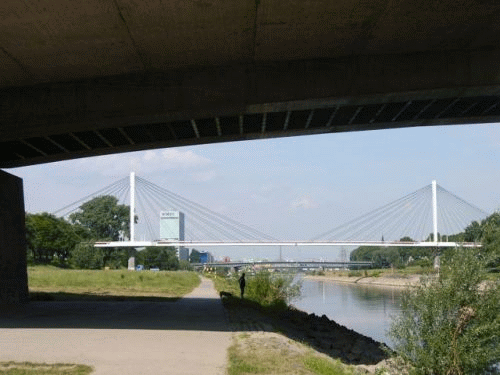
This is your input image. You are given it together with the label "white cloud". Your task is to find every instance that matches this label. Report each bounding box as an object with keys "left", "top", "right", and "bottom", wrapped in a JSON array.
[
  {"left": 191, "top": 170, "right": 218, "bottom": 182},
  {"left": 160, "top": 149, "right": 212, "bottom": 169},
  {"left": 72, "top": 149, "right": 216, "bottom": 181},
  {"left": 143, "top": 150, "right": 156, "bottom": 161},
  {"left": 249, "top": 182, "right": 293, "bottom": 204},
  {"left": 290, "top": 195, "right": 319, "bottom": 210}
]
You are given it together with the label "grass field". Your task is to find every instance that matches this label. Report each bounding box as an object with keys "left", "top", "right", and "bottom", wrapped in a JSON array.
[
  {"left": 0, "top": 362, "right": 92, "bottom": 375},
  {"left": 28, "top": 266, "right": 201, "bottom": 300}
]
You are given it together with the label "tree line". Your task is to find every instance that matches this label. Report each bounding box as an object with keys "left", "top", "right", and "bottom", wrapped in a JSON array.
[{"left": 25, "top": 195, "right": 193, "bottom": 270}]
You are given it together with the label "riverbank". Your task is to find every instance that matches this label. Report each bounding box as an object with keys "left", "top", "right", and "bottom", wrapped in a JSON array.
[
  {"left": 305, "top": 272, "right": 422, "bottom": 288},
  {"left": 220, "top": 290, "right": 390, "bottom": 374}
]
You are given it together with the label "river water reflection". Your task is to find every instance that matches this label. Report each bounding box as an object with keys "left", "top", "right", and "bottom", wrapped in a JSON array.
[{"left": 293, "top": 278, "right": 403, "bottom": 347}]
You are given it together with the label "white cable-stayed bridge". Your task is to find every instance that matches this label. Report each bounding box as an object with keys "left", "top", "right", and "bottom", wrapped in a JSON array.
[{"left": 53, "top": 173, "right": 489, "bottom": 250}]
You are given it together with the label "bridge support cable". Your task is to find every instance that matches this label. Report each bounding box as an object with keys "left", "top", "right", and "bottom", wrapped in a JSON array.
[
  {"left": 440, "top": 206, "right": 455, "bottom": 241},
  {"left": 432, "top": 180, "right": 438, "bottom": 243},
  {"left": 347, "top": 187, "right": 428, "bottom": 240},
  {"left": 135, "top": 180, "right": 251, "bottom": 242},
  {"left": 130, "top": 172, "right": 136, "bottom": 242},
  {"left": 52, "top": 173, "right": 277, "bottom": 244},
  {"left": 316, "top": 190, "right": 416, "bottom": 240},
  {"left": 398, "top": 189, "right": 430, "bottom": 240},
  {"left": 52, "top": 177, "right": 129, "bottom": 217},
  {"left": 134, "top": 181, "right": 220, "bottom": 241},
  {"left": 136, "top": 177, "right": 277, "bottom": 240},
  {"left": 142, "top": 187, "right": 230, "bottom": 241},
  {"left": 434, "top": 184, "right": 489, "bottom": 238},
  {"left": 361, "top": 186, "right": 431, "bottom": 241},
  {"left": 116, "top": 184, "right": 130, "bottom": 210},
  {"left": 135, "top": 190, "right": 157, "bottom": 241},
  {"left": 414, "top": 192, "right": 433, "bottom": 241},
  {"left": 311, "top": 182, "right": 489, "bottom": 243},
  {"left": 313, "top": 185, "right": 430, "bottom": 241},
  {"left": 134, "top": 176, "right": 277, "bottom": 242},
  {"left": 361, "top": 187, "right": 431, "bottom": 241}
]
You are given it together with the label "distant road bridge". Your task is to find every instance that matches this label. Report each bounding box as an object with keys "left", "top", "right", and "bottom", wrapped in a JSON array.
[{"left": 193, "top": 261, "right": 373, "bottom": 270}]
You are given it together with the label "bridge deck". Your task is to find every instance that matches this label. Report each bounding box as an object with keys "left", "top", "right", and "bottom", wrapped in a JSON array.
[
  {"left": 194, "top": 261, "right": 373, "bottom": 269},
  {"left": 94, "top": 240, "right": 481, "bottom": 248}
]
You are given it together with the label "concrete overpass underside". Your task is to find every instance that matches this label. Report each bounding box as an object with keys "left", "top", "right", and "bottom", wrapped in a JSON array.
[
  {"left": 2, "top": 0, "right": 500, "bottom": 305},
  {"left": 1, "top": 0, "right": 500, "bottom": 168}
]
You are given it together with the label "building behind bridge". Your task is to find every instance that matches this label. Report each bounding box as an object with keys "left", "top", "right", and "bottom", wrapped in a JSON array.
[
  {"left": 199, "top": 251, "right": 214, "bottom": 264},
  {"left": 160, "top": 210, "right": 189, "bottom": 261}
]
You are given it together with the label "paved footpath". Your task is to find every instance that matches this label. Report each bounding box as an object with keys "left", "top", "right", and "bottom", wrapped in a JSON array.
[{"left": 0, "top": 277, "right": 232, "bottom": 374}]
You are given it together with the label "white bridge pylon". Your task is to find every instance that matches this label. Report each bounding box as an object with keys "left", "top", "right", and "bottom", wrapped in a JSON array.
[{"left": 92, "top": 173, "right": 484, "bottom": 249}]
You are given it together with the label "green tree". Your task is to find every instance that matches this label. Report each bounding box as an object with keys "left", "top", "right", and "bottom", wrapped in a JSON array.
[
  {"left": 350, "top": 236, "right": 437, "bottom": 268},
  {"left": 70, "top": 244, "right": 129, "bottom": 270},
  {"left": 462, "top": 212, "right": 500, "bottom": 268},
  {"left": 190, "top": 249, "right": 201, "bottom": 263},
  {"left": 71, "top": 243, "right": 104, "bottom": 269},
  {"left": 25, "top": 212, "right": 80, "bottom": 265},
  {"left": 179, "top": 260, "right": 193, "bottom": 270},
  {"left": 69, "top": 195, "right": 132, "bottom": 241},
  {"left": 479, "top": 212, "right": 500, "bottom": 268},
  {"left": 136, "top": 247, "right": 179, "bottom": 270},
  {"left": 69, "top": 196, "right": 135, "bottom": 268},
  {"left": 388, "top": 247, "right": 500, "bottom": 374},
  {"left": 464, "top": 220, "right": 483, "bottom": 243}
]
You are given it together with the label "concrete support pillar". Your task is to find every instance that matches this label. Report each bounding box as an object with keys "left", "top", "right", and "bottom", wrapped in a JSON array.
[
  {"left": 128, "top": 256, "right": 135, "bottom": 271},
  {"left": 0, "top": 170, "right": 29, "bottom": 306}
]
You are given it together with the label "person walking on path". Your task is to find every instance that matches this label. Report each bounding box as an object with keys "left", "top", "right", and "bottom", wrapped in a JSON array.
[{"left": 238, "top": 272, "right": 246, "bottom": 298}]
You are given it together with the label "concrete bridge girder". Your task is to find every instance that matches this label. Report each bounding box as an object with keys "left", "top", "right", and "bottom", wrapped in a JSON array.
[{"left": 2, "top": 48, "right": 500, "bottom": 168}]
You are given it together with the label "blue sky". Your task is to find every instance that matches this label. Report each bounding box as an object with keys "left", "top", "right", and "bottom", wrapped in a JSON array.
[{"left": 7, "top": 123, "right": 500, "bottom": 261}]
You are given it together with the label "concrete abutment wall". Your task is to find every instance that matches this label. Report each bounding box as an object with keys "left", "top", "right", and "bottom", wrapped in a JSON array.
[{"left": 0, "top": 170, "right": 29, "bottom": 307}]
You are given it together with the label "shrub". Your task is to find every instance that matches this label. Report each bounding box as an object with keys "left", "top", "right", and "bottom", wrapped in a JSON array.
[
  {"left": 348, "top": 270, "right": 362, "bottom": 277},
  {"left": 388, "top": 247, "right": 500, "bottom": 375},
  {"left": 243, "top": 271, "right": 301, "bottom": 309},
  {"left": 410, "top": 258, "right": 433, "bottom": 268},
  {"left": 370, "top": 270, "right": 382, "bottom": 278},
  {"left": 70, "top": 243, "right": 104, "bottom": 269}
]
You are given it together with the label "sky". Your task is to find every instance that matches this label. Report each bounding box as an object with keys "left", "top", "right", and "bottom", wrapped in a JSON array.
[{"left": 7, "top": 123, "right": 500, "bottom": 261}]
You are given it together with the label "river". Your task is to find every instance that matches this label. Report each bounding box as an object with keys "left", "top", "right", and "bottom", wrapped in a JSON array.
[{"left": 293, "top": 278, "right": 403, "bottom": 347}]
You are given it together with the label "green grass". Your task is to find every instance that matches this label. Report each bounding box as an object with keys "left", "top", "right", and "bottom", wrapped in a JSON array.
[
  {"left": 227, "top": 332, "right": 356, "bottom": 375},
  {"left": 0, "top": 362, "right": 92, "bottom": 375},
  {"left": 208, "top": 272, "right": 239, "bottom": 296},
  {"left": 303, "top": 356, "right": 354, "bottom": 375},
  {"left": 28, "top": 266, "right": 200, "bottom": 299}
]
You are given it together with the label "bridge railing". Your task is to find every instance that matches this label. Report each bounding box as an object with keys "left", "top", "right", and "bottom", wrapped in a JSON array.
[{"left": 192, "top": 260, "right": 373, "bottom": 269}]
